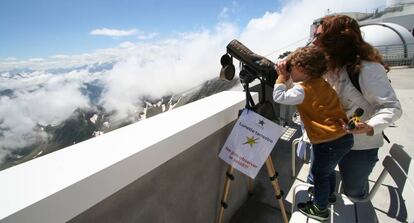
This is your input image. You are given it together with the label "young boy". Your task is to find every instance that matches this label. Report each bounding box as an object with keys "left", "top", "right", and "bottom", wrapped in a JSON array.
[{"left": 273, "top": 46, "right": 353, "bottom": 221}]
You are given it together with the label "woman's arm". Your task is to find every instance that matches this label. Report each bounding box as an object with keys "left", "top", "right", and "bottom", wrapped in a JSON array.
[{"left": 359, "top": 62, "right": 403, "bottom": 135}]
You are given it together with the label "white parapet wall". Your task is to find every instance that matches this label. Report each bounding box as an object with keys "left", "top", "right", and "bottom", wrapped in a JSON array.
[{"left": 0, "top": 91, "right": 258, "bottom": 223}]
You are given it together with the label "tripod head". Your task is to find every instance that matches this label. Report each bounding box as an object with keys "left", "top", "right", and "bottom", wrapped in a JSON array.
[{"left": 219, "top": 40, "right": 278, "bottom": 121}]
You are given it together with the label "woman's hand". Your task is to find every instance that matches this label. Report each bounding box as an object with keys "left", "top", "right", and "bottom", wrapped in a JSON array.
[
  {"left": 340, "top": 119, "right": 374, "bottom": 136},
  {"left": 275, "top": 61, "right": 290, "bottom": 84},
  {"left": 348, "top": 122, "right": 374, "bottom": 136}
]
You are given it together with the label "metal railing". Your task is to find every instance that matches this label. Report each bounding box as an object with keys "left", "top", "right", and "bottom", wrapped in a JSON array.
[{"left": 374, "top": 43, "right": 414, "bottom": 67}]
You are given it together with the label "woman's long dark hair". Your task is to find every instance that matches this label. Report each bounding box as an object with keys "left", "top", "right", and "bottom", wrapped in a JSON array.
[{"left": 318, "top": 15, "right": 388, "bottom": 81}]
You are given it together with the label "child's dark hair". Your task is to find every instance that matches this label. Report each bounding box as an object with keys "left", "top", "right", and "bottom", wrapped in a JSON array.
[{"left": 287, "top": 46, "right": 327, "bottom": 78}]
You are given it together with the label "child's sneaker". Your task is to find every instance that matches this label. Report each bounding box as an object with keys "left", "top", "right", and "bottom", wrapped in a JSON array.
[
  {"left": 298, "top": 201, "right": 329, "bottom": 222},
  {"left": 308, "top": 186, "right": 337, "bottom": 204}
]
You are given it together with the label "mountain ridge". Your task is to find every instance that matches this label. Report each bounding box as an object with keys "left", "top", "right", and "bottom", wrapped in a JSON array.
[{"left": 0, "top": 77, "right": 239, "bottom": 170}]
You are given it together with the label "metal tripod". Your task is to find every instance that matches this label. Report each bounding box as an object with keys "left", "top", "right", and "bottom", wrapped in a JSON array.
[
  {"left": 216, "top": 156, "right": 288, "bottom": 223},
  {"left": 216, "top": 81, "right": 289, "bottom": 223}
]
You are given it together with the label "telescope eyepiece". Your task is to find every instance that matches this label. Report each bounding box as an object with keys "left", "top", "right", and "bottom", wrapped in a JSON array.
[
  {"left": 220, "top": 54, "right": 235, "bottom": 80},
  {"left": 220, "top": 54, "right": 232, "bottom": 66}
]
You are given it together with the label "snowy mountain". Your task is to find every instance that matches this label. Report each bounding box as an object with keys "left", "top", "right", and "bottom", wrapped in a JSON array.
[{"left": 0, "top": 77, "right": 239, "bottom": 170}]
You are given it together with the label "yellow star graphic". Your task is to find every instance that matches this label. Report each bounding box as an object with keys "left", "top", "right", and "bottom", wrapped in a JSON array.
[{"left": 243, "top": 136, "right": 258, "bottom": 148}]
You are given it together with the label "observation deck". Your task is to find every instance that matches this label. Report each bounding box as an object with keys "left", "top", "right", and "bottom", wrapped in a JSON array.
[{"left": 0, "top": 67, "right": 413, "bottom": 223}]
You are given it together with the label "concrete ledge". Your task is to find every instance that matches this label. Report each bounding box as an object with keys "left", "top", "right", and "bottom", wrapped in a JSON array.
[{"left": 0, "top": 91, "right": 257, "bottom": 223}]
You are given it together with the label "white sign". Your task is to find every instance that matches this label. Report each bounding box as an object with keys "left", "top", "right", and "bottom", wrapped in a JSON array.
[{"left": 218, "top": 109, "right": 285, "bottom": 178}]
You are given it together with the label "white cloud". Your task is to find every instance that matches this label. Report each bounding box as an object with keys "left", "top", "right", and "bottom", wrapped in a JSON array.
[
  {"left": 119, "top": 41, "right": 136, "bottom": 48},
  {"left": 137, "top": 32, "right": 159, "bottom": 40},
  {"left": 5, "top": 57, "right": 17, "bottom": 61},
  {"left": 90, "top": 28, "right": 137, "bottom": 37},
  {"left": 0, "top": 70, "right": 91, "bottom": 159},
  {"left": 218, "top": 1, "right": 239, "bottom": 20},
  {"left": 28, "top": 58, "right": 45, "bottom": 62},
  {"left": 0, "top": 47, "right": 133, "bottom": 72},
  {"left": 51, "top": 54, "right": 69, "bottom": 59},
  {"left": 100, "top": 22, "right": 239, "bottom": 120},
  {"left": 219, "top": 7, "right": 230, "bottom": 19}
]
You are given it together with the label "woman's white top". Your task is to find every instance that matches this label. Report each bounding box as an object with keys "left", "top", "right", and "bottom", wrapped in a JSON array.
[{"left": 326, "top": 61, "right": 402, "bottom": 150}]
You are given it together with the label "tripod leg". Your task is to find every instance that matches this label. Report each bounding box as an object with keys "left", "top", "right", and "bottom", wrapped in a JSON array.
[
  {"left": 247, "top": 177, "right": 254, "bottom": 195},
  {"left": 265, "top": 156, "right": 289, "bottom": 223},
  {"left": 216, "top": 165, "right": 235, "bottom": 223}
]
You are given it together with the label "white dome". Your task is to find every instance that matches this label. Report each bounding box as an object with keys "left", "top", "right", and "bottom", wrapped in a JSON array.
[
  {"left": 361, "top": 23, "right": 414, "bottom": 45},
  {"left": 361, "top": 22, "right": 414, "bottom": 58}
]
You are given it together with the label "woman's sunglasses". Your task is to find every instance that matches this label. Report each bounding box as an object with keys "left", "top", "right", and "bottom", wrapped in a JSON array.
[
  {"left": 306, "top": 18, "right": 323, "bottom": 46},
  {"left": 310, "top": 19, "right": 323, "bottom": 38}
]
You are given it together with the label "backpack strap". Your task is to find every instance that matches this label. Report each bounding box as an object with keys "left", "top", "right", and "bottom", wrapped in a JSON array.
[
  {"left": 347, "top": 65, "right": 361, "bottom": 92},
  {"left": 382, "top": 132, "right": 391, "bottom": 143}
]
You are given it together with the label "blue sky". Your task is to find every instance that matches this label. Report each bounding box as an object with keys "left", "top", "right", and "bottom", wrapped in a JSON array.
[{"left": 0, "top": 0, "right": 281, "bottom": 60}]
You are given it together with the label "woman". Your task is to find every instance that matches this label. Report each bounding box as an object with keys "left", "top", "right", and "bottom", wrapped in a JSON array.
[{"left": 312, "top": 15, "right": 402, "bottom": 200}]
